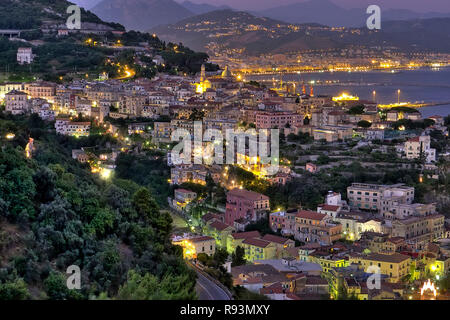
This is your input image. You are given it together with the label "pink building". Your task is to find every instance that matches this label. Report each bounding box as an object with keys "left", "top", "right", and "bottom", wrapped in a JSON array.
[
  {"left": 305, "top": 163, "right": 317, "bottom": 173},
  {"left": 225, "top": 189, "right": 270, "bottom": 225},
  {"left": 269, "top": 210, "right": 297, "bottom": 235},
  {"left": 255, "top": 111, "right": 302, "bottom": 129}
]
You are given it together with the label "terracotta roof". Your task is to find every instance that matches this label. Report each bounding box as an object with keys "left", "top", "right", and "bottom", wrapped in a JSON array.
[
  {"left": 296, "top": 210, "right": 327, "bottom": 221},
  {"left": 262, "top": 234, "right": 291, "bottom": 245},
  {"left": 190, "top": 236, "right": 214, "bottom": 243},
  {"left": 319, "top": 204, "right": 341, "bottom": 212},
  {"left": 260, "top": 283, "right": 285, "bottom": 294},
  {"left": 202, "top": 212, "right": 222, "bottom": 223},
  {"left": 227, "top": 188, "right": 269, "bottom": 201},
  {"left": 243, "top": 238, "right": 271, "bottom": 248},
  {"left": 231, "top": 231, "right": 261, "bottom": 240},
  {"left": 387, "top": 237, "right": 404, "bottom": 244},
  {"left": 209, "top": 220, "right": 231, "bottom": 231},
  {"left": 361, "top": 253, "right": 410, "bottom": 264}
]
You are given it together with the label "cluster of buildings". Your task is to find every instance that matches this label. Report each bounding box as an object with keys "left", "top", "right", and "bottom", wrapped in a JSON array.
[
  {"left": 1, "top": 48, "right": 448, "bottom": 300},
  {"left": 175, "top": 181, "right": 449, "bottom": 300}
]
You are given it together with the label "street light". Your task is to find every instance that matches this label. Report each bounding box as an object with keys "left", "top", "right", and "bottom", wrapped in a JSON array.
[{"left": 397, "top": 89, "right": 401, "bottom": 104}]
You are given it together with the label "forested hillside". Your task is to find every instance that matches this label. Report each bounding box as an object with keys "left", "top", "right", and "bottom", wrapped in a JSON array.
[{"left": 0, "top": 112, "right": 196, "bottom": 300}]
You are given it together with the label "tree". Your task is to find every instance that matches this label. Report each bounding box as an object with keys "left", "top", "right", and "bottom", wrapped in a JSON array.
[
  {"left": 117, "top": 270, "right": 196, "bottom": 300},
  {"left": 33, "top": 167, "right": 57, "bottom": 203},
  {"left": 213, "top": 247, "right": 229, "bottom": 266},
  {"left": 0, "top": 279, "right": 30, "bottom": 300},
  {"left": 347, "top": 105, "right": 365, "bottom": 115},
  {"left": 357, "top": 120, "right": 372, "bottom": 128},
  {"left": 133, "top": 188, "right": 159, "bottom": 221},
  {"left": 44, "top": 272, "right": 72, "bottom": 300},
  {"left": 231, "top": 246, "right": 246, "bottom": 267}
]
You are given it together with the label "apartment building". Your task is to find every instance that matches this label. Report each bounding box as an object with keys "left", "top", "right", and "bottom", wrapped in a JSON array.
[
  {"left": 5, "top": 90, "right": 29, "bottom": 115},
  {"left": 170, "top": 164, "right": 208, "bottom": 185},
  {"left": 24, "top": 81, "right": 56, "bottom": 102},
  {"left": 173, "top": 189, "right": 197, "bottom": 208},
  {"left": 172, "top": 235, "right": 216, "bottom": 259},
  {"left": 75, "top": 97, "right": 93, "bottom": 117},
  {"left": 381, "top": 202, "right": 436, "bottom": 220},
  {"left": 312, "top": 125, "right": 353, "bottom": 142},
  {"left": 269, "top": 210, "right": 297, "bottom": 235},
  {"left": 225, "top": 188, "right": 270, "bottom": 226},
  {"left": 404, "top": 135, "right": 436, "bottom": 163},
  {"left": 119, "top": 94, "right": 146, "bottom": 116},
  {"left": 0, "top": 83, "right": 23, "bottom": 101},
  {"left": 294, "top": 210, "right": 342, "bottom": 245},
  {"left": 335, "top": 214, "right": 382, "bottom": 241},
  {"left": 347, "top": 183, "right": 414, "bottom": 212},
  {"left": 226, "top": 231, "right": 261, "bottom": 254},
  {"left": 348, "top": 252, "right": 411, "bottom": 283},
  {"left": 255, "top": 111, "right": 302, "bottom": 129},
  {"left": 241, "top": 238, "right": 277, "bottom": 262},
  {"left": 390, "top": 214, "right": 445, "bottom": 249},
  {"left": 153, "top": 122, "right": 171, "bottom": 142},
  {"left": 55, "top": 119, "right": 90, "bottom": 137},
  {"left": 17, "top": 47, "right": 34, "bottom": 65}
]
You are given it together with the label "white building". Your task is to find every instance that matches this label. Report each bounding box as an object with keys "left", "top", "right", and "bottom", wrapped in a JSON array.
[
  {"left": 17, "top": 48, "right": 35, "bottom": 65},
  {"left": 5, "top": 90, "right": 29, "bottom": 115},
  {"left": 55, "top": 119, "right": 90, "bottom": 137},
  {"left": 404, "top": 135, "right": 436, "bottom": 163},
  {"left": 75, "top": 97, "right": 93, "bottom": 118},
  {"left": 38, "top": 104, "right": 56, "bottom": 120}
]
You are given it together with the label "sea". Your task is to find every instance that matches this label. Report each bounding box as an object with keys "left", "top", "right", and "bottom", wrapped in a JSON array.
[{"left": 246, "top": 67, "right": 450, "bottom": 118}]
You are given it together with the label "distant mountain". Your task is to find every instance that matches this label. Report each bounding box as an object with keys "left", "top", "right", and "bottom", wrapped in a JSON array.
[
  {"left": 151, "top": 9, "right": 450, "bottom": 55},
  {"left": 151, "top": 9, "right": 340, "bottom": 55},
  {"left": 70, "top": 0, "right": 103, "bottom": 10},
  {"left": 356, "top": 18, "right": 450, "bottom": 53},
  {"left": 256, "top": 0, "right": 450, "bottom": 27},
  {"left": 180, "top": 1, "right": 231, "bottom": 15},
  {"left": 91, "top": 0, "right": 194, "bottom": 31}
]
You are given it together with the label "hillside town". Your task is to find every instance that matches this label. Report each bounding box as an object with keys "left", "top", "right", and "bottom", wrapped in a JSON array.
[{"left": 2, "top": 56, "right": 449, "bottom": 301}]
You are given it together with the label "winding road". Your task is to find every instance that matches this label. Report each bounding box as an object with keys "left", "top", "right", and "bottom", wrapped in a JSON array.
[{"left": 189, "top": 263, "right": 232, "bottom": 301}]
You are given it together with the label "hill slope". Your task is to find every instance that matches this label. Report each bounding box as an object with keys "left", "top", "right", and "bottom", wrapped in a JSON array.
[
  {"left": 0, "top": 0, "right": 120, "bottom": 29},
  {"left": 256, "top": 0, "right": 450, "bottom": 27},
  {"left": 150, "top": 9, "right": 339, "bottom": 55},
  {"left": 151, "top": 9, "right": 450, "bottom": 55},
  {"left": 0, "top": 113, "right": 196, "bottom": 300},
  {"left": 91, "top": 0, "right": 194, "bottom": 31},
  {"left": 180, "top": 1, "right": 231, "bottom": 15}
]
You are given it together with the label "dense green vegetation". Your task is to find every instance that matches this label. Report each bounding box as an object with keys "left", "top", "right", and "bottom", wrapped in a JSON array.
[
  {"left": 0, "top": 0, "right": 218, "bottom": 80},
  {"left": 0, "top": 0, "right": 122, "bottom": 29},
  {"left": 0, "top": 112, "right": 196, "bottom": 300}
]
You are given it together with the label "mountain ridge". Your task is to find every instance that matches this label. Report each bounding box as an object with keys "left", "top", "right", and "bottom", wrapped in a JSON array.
[
  {"left": 91, "top": 0, "right": 194, "bottom": 31},
  {"left": 256, "top": 0, "right": 450, "bottom": 27},
  {"left": 151, "top": 9, "right": 450, "bottom": 55}
]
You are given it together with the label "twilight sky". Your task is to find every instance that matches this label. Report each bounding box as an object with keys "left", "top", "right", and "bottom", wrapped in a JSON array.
[
  {"left": 175, "top": 0, "right": 450, "bottom": 12},
  {"left": 73, "top": 0, "right": 450, "bottom": 12}
]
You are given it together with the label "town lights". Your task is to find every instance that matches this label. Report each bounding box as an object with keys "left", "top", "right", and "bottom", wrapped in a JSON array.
[
  {"left": 5, "top": 133, "right": 15, "bottom": 140},
  {"left": 332, "top": 93, "right": 359, "bottom": 102},
  {"left": 100, "top": 168, "right": 112, "bottom": 180}
]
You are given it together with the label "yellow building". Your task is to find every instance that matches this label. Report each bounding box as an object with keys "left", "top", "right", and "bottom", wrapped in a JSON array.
[
  {"left": 173, "top": 236, "right": 216, "bottom": 259},
  {"left": 194, "top": 64, "right": 211, "bottom": 94},
  {"left": 308, "top": 253, "right": 348, "bottom": 274},
  {"left": 203, "top": 220, "right": 235, "bottom": 248},
  {"left": 226, "top": 231, "right": 261, "bottom": 254},
  {"left": 349, "top": 253, "right": 411, "bottom": 283},
  {"left": 241, "top": 238, "right": 277, "bottom": 262}
]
